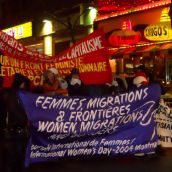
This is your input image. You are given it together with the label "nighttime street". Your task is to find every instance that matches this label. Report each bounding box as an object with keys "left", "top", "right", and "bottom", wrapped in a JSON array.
[{"left": 1, "top": 0, "right": 172, "bottom": 172}]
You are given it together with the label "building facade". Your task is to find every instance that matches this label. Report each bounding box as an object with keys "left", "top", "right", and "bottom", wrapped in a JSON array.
[
  {"left": 0, "top": 0, "right": 97, "bottom": 56},
  {"left": 94, "top": 0, "right": 172, "bottom": 94}
]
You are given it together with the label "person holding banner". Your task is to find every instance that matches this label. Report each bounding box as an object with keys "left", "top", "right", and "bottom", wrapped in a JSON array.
[
  {"left": 132, "top": 65, "right": 149, "bottom": 89},
  {"left": 42, "top": 68, "right": 68, "bottom": 96},
  {"left": 5, "top": 73, "right": 31, "bottom": 134},
  {"left": 65, "top": 68, "right": 88, "bottom": 96},
  {"left": 133, "top": 72, "right": 149, "bottom": 88}
]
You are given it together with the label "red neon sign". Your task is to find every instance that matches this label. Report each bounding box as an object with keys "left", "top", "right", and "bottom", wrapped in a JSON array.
[
  {"left": 109, "top": 33, "right": 141, "bottom": 46},
  {"left": 122, "top": 20, "right": 132, "bottom": 30},
  {"left": 109, "top": 19, "right": 141, "bottom": 46}
]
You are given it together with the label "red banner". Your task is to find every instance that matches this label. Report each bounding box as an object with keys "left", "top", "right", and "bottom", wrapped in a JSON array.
[
  {"left": 0, "top": 29, "right": 55, "bottom": 62},
  {"left": 0, "top": 29, "right": 112, "bottom": 86},
  {"left": 55, "top": 29, "right": 112, "bottom": 84}
]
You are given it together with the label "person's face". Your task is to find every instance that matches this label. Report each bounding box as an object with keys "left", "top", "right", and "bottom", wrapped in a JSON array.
[
  {"left": 47, "top": 71, "right": 55, "bottom": 83},
  {"left": 72, "top": 74, "right": 79, "bottom": 79},
  {"left": 19, "top": 82, "right": 25, "bottom": 89}
]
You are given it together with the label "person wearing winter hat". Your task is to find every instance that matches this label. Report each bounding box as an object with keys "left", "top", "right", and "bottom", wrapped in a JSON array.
[
  {"left": 48, "top": 68, "right": 59, "bottom": 75},
  {"left": 42, "top": 68, "right": 68, "bottom": 96},
  {"left": 70, "top": 68, "right": 81, "bottom": 86},
  {"left": 48, "top": 68, "right": 68, "bottom": 89},
  {"left": 133, "top": 72, "right": 149, "bottom": 88}
]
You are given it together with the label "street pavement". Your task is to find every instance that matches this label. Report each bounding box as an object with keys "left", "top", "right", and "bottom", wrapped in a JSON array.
[{"left": 0, "top": 133, "right": 172, "bottom": 172}]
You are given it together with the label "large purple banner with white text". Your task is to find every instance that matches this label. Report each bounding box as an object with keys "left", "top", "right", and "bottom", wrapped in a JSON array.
[{"left": 18, "top": 84, "right": 161, "bottom": 166}]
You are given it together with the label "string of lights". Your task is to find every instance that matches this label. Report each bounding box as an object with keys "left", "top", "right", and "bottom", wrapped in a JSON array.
[
  {"left": 98, "top": 0, "right": 168, "bottom": 11},
  {"left": 96, "top": 0, "right": 171, "bottom": 21}
]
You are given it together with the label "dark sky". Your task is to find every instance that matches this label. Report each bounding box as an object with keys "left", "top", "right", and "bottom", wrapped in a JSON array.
[
  {"left": 0, "top": 0, "right": 94, "bottom": 27},
  {"left": 0, "top": 0, "right": 4, "bottom": 17},
  {"left": 1, "top": 0, "right": 91, "bottom": 14}
]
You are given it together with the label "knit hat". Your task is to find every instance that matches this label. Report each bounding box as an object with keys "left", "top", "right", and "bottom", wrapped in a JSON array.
[
  {"left": 71, "top": 68, "right": 79, "bottom": 76},
  {"left": 133, "top": 72, "right": 148, "bottom": 87},
  {"left": 48, "top": 68, "right": 59, "bottom": 75}
]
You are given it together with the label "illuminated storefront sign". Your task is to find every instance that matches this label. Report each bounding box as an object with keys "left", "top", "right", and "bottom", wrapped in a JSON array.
[
  {"left": 3, "top": 22, "right": 32, "bottom": 39},
  {"left": 144, "top": 23, "right": 171, "bottom": 41},
  {"left": 109, "top": 20, "right": 141, "bottom": 46},
  {"left": 144, "top": 7, "right": 172, "bottom": 41},
  {"left": 109, "top": 33, "right": 140, "bottom": 46}
]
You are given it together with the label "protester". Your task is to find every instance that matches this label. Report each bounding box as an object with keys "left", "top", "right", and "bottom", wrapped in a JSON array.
[
  {"left": 130, "top": 64, "right": 149, "bottom": 89},
  {"left": 42, "top": 68, "right": 68, "bottom": 96},
  {"left": 1, "top": 75, "right": 29, "bottom": 172},
  {"left": 133, "top": 72, "right": 149, "bottom": 88},
  {"left": 132, "top": 64, "right": 166, "bottom": 95},
  {"left": 65, "top": 68, "right": 88, "bottom": 96},
  {"left": 5, "top": 73, "right": 31, "bottom": 134}
]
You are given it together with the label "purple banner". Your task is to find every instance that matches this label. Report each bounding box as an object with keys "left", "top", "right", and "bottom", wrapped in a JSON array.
[{"left": 18, "top": 83, "right": 161, "bottom": 166}]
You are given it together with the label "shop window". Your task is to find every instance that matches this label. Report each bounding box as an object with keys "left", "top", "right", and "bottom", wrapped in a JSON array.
[
  {"left": 124, "top": 57, "right": 134, "bottom": 74},
  {"left": 26, "top": 44, "right": 43, "bottom": 54},
  {"left": 124, "top": 55, "right": 162, "bottom": 79},
  {"left": 154, "top": 55, "right": 165, "bottom": 83},
  {"left": 29, "top": 47, "right": 43, "bottom": 53},
  {"left": 141, "top": 56, "right": 154, "bottom": 69},
  {"left": 166, "top": 57, "right": 172, "bottom": 84}
]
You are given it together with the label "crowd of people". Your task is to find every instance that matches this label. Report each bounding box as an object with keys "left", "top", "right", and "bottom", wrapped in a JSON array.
[{"left": 0, "top": 65, "right": 165, "bottom": 136}]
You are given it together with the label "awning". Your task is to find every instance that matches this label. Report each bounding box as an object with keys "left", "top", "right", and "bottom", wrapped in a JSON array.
[
  {"left": 110, "top": 43, "right": 167, "bottom": 59},
  {"left": 158, "top": 43, "right": 172, "bottom": 54},
  {"left": 111, "top": 47, "right": 138, "bottom": 58},
  {"left": 158, "top": 43, "right": 172, "bottom": 50},
  {"left": 136, "top": 44, "right": 160, "bottom": 56},
  {"left": 138, "top": 45, "right": 159, "bottom": 53},
  {"left": 123, "top": 47, "right": 137, "bottom": 54},
  {"left": 107, "top": 48, "right": 118, "bottom": 56}
]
